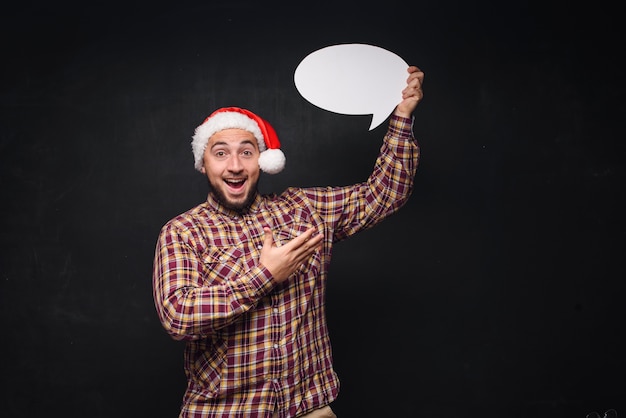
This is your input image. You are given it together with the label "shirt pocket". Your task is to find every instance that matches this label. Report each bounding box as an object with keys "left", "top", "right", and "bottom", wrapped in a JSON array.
[
  {"left": 274, "top": 208, "right": 320, "bottom": 243},
  {"left": 200, "top": 246, "right": 244, "bottom": 285}
]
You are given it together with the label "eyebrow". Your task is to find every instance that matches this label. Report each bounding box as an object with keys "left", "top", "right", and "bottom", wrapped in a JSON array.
[{"left": 210, "top": 139, "right": 256, "bottom": 150}]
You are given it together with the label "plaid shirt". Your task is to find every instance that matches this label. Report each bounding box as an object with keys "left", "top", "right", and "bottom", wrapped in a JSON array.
[{"left": 153, "top": 115, "right": 419, "bottom": 418}]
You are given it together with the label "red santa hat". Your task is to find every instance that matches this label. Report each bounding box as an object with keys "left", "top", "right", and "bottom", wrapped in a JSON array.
[{"left": 191, "top": 107, "right": 286, "bottom": 174}]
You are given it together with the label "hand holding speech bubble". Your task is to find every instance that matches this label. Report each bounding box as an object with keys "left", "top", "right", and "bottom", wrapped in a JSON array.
[{"left": 294, "top": 43, "right": 409, "bottom": 131}]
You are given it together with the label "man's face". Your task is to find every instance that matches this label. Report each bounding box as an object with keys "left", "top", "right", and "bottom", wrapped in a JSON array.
[{"left": 201, "top": 128, "right": 261, "bottom": 211}]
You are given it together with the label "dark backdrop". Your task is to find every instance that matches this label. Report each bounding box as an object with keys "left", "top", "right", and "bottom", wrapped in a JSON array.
[{"left": 1, "top": 1, "right": 624, "bottom": 417}]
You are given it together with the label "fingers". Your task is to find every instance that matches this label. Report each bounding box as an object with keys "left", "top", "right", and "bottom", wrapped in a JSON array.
[
  {"left": 291, "top": 226, "right": 320, "bottom": 246},
  {"left": 395, "top": 66, "right": 424, "bottom": 117},
  {"left": 291, "top": 228, "right": 322, "bottom": 260},
  {"left": 401, "top": 65, "right": 424, "bottom": 102},
  {"left": 407, "top": 65, "right": 424, "bottom": 78},
  {"left": 263, "top": 226, "right": 322, "bottom": 253},
  {"left": 407, "top": 66, "right": 424, "bottom": 88},
  {"left": 302, "top": 230, "right": 324, "bottom": 252},
  {"left": 407, "top": 65, "right": 421, "bottom": 74},
  {"left": 293, "top": 230, "right": 323, "bottom": 267}
]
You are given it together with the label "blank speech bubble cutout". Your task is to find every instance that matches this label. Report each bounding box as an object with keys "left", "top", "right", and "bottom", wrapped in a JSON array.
[{"left": 294, "top": 43, "right": 409, "bottom": 131}]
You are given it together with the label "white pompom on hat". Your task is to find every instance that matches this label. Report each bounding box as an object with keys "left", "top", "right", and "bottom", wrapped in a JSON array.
[{"left": 191, "top": 106, "right": 286, "bottom": 174}]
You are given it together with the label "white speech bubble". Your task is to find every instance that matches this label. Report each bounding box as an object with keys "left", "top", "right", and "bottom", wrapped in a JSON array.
[{"left": 294, "top": 43, "right": 409, "bottom": 131}]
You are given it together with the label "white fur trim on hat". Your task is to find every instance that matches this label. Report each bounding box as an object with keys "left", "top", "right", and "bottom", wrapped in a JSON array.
[{"left": 191, "top": 112, "right": 265, "bottom": 171}]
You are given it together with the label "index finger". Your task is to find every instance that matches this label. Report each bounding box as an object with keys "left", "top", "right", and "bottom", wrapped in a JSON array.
[{"left": 292, "top": 227, "right": 320, "bottom": 244}]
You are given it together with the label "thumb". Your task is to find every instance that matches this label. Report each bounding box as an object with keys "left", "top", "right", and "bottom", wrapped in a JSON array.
[{"left": 262, "top": 227, "right": 274, "bottom": 249}]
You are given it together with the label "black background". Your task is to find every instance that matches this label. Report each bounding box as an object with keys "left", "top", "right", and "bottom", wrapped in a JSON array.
[{"left": 1, "top": 1, "right": 624, "bottom": 417}]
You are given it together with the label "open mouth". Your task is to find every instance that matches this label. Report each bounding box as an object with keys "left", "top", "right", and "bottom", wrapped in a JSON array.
[{"left": 225, "top": 178, "right": 246, "bottom": 191}]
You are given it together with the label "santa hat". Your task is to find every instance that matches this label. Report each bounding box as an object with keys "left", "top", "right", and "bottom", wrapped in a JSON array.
[{"left": 191, "top": 107, "right": 285, "bottom": 174}]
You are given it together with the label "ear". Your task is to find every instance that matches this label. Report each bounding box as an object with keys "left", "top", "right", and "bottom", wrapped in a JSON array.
[{"left": 200, "top": 166, "right": 206, "bottom": 174}]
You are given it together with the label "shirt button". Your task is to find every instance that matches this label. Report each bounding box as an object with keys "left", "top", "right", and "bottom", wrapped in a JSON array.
[
  {"left": 247, "top": 220, "right": 253, "bottom": 225},
  {"left": 274, "top": 343, "right": 279, "bottom": 349},
  {"left": 257, "top": 245, "right": 262, "bottom": 250}
]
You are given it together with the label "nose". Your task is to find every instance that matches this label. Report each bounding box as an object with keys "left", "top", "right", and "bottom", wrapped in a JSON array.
[{"left": 227, "top": 154, "right": 243, "bottom": 172}]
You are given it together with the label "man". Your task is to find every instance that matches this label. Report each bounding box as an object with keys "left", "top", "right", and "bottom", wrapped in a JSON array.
[{"left": 153, "top": 65, "right": 425, "bottom": 417}]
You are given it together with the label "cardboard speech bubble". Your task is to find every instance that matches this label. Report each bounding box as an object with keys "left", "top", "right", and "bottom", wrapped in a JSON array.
[{"left": 294, "top": 43, "right": 409, "bottom": 130}]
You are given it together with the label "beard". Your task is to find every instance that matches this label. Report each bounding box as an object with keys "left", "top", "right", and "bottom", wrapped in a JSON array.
[{"left": 208, "top": 177, "right": 258, "bottom": 213}]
